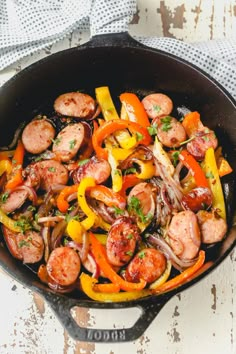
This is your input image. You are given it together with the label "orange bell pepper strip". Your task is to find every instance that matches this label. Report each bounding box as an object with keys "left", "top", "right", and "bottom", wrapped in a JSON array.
[
  {"left": 90, "top": 232, "right": 147, "bottom": 291},
  {"left": 0, "top": 159, "right": 12, "bottom": 177},
  {"left": 119, "top": 174, "right": 140, "bottom": 198},
  {"left": 182, "top": 111, "right": 204, "bottom": 137},
  {"left": 119, "top": 93, "right": 150, "bottom": 128},
  {"left": 88, "top": 185, "right": 126, "bottom": 209},
  {"left": 57, "top": 184, "right": 79, "bottom": 213},
  {"left": 152, "top": 250, "right": 205, "bottom": 293},
  {"left": 80, "top": 273, "right": 151, "bottom": 302},
  {"left": 5, "top": 139, "right": 25, "bottom": 190},
  {"left": 179, "top": 150, "right": 208, "bottom": 188},
  {"left": 92, "top": 120, "right": 152, "bottom": 160},
  {"left": 93, "top": 282, "right": 120, "bottom": 293}
]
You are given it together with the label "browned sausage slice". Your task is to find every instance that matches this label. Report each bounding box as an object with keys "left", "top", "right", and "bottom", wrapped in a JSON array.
[
  {"left": 168, "top": 210, "right": 201, "bottom": 260},
  {"left": 142, "top": 93, "right": 173, "bottom": 119},
  {"left": 197, "top": 210, "right": 227, "bottom": 244},
  {"left": 54, "top": 92, "right": 96, "bottom": 119},
  {"left": 106, "top": 217, "right": 140, "bottom": 266},
  {"left": 128, "top": 182, "right": 156, "bottom": 222},
  {"left": 181, "top": 187, "right": 212, "bottom": 212},
  {"left": 1, "top": 189, "right": 28, "bottom": 213},
  {"left": 22, "top": 119, "right": 55, "bottom": 154},
  {"left": 186, "top": 129, "right": 218, "bottom": 161},
  {"left": 73, "top": 156, "right": 111, "bottom": 185},
  {"left": 2, "top": 227, "right": 44, "bottom": 263},
  {"left": 46, "top": 247, "right": 81, "bottom": 286},
  {"left": 27, "top": 160, "right": 68, "bottom": 191},
  {"left": 154, "top": 116, "right": 187, "bottom": 148},
  {"left": 125, "top": 248, "right": 167, "bottom": 283},
  {"left": 52, "top": 123, "right": 85, "bottom": 162}
]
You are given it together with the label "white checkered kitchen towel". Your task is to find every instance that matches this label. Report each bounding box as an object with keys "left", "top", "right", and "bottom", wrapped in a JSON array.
[{"left": 0, "top": 0, "right": 236, "bottom": 99}]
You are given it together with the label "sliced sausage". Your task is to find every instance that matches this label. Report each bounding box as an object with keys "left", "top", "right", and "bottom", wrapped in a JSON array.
[
  {"left": 168, "top": 210, "right": 201, "bottom": 260},
  {"left": 52, "top": 123, "right": 85, "bottom": 162},
  {"left": 54, "top": 92, "right": 96, "bottom": 119},
  {"left": 181, "top": 187, "right": 212, "bottom": 213},
  {"left": 25, "top": 160, "right": 68, "bottom": 191},
  {"left": 142, "top": 93, "right": 173, "bottom": 119},
  {"left": 125, "top": 248, "right": 167, "bottom": 283},
  {"left": 128, "top": 182, "right": 156, "bottom": 222},
  {"left": 153, "top": 116, "right": 187, "bottom": 148},
  {"left": 106, "top": 217, "right": 140, "bottom": 267},
  {"left": 2, "top": 227, "right": 44, "bottom": 263},
  {"left": 187, "top": 129, "right": 218, "bottom": 161},
  {"left": 46, "top": 246, "right": 81, "bottom": 286},
  {"left": 22, "top": 119, "right": 55, "bottom": 154},
  {"left": 72, "top": 156, "right": 111, "bottom": 185},
  {"left": 1, "top": 189, "right": 28, "bottom": 213},
  {"left": 197, "top": 210, "right": 227, "bottom": 244}
]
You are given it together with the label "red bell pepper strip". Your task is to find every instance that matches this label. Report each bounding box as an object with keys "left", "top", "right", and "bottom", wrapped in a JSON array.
[
  {"left": 57, "top": 184, "right": 79, "bottom": 213},
  {"left": 5, "top": 139, "right": 25, "bottom": 190},
  {"left": 90, "top": 232, "right": 147, "bottom": 291},
  {"left": 92, "top": 120, "right": 152, "bottom": 160},
  {"left": 119, "top": 174, "right": 140, "bottom": 198},
  {"left": 179, "top": 150, "right": 208, "bottom": 188},
  {"left": 181, "top": 111, "right": 204, "bottom": 137},
  {"left": 88, "top": 185, "right": 126, "bottom": 209},
  {"left": 120, "top": 93, "right": 150, "bottom": 128},
  {"left": 152, "top": 250, "right": 205, "bottom": 293}
]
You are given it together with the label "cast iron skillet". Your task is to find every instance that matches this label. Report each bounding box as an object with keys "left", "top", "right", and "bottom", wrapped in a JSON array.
[{"left": 0, "top": 32, "right": 236, "bottom": 343}]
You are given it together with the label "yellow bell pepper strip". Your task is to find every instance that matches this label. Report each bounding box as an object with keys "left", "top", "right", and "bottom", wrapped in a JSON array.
[
  {"left": 93, "top": 282, "right": 120, "bottom": 293},
  {"left": 152, "top": 250, "right": 205, "bottom": 294},
  {"left": 80, "top": 273, "right": 152, "bottom": 302},
  {"left": 120, "top": 103, "right": 129, "bottom": 120},
  {"left": 88, "top": 185, "right": 126, "bottom": 209},
  {"left": 215, "top": 147, "right": 233, "bottom": 177},
  {"left": 134, "top": 159, "right": 156, "bottom": 179},
  {"left": 92, "top": 120, "right": 152, "bottom": 160},
  {"left": 0, "top": 159, "right": 12, "bottom": 177},
  {"left": 149, "top": 260, "right": 172, "bottom": 290},
  {"left": 110, "top": 147, "right": 133, "bottom": 161},
  {"left": 77, "top": 177, "right": 97, "bottom": 230},
  {"left": 119, "top": 93, "right": 150, "bottom": 128},
  {"left": 179, "top": 150, "right": 208, "bottom": 188},
  {"left": 57, "top": 184, "right": 79, "bottom": 213},
  {"left": 0, "top": 208, "right": 22, "bottom": 232},
  {"left": 106, "top": 143, "right": 123, "bottom": 193},
  {"left": 153, "top": 136, "right": 175, "bottom": 176},
  {"left": 66, "top": 219, "right": 84, "bottom": 243},
  {"left": 202, "top": 147, "right": 226, "bottom": 219},
  {"left": 182, "top": 111, "right": 204, "bottom": 137},
  {"left": 95, "top": 86, "right": 136, "bottom": 149},
  {"left": 90, "top": 232, "right": 147, "bottom": 291},
  {"left": 5, "top": 139, "right": 25, "bottom": 190}
]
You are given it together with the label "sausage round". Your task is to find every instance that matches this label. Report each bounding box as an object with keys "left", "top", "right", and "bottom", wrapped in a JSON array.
[
  {"left": 22, "top": 119, "right": 55, "bottom": 154},
  {"left": 106, "top": 217, "right": 140, "bottom": 267},
  {"left": 181, "top": 187, "right": 212, "bottom": 213},
  {"left": 54, "top": 92, "right": 96, "bottom": 119},
  {"left": 187, "top": 129, "right": 218, "bottom": 161},
  {"left": 142, "top": 93, "right": 173, "bottom": 119},
  {"left": 154, "top": 116, "right": 187, "bottom": 148},
  {"left": 46, "top": 246, "right": 81, "bottom": 286},
  {"left": 73, "top": 156, "right": 111, "bottom": 185},
  {"left": 1, "top": 189, "right": 28, "bottom": 213},
  {"left": 197, "top": 210, "right": 227, "bottom": 244},
  {"left": 125, "top": 248, "right": 167, "bottom": 283},
  {"left": 52, "top": 123, "right": 85, "bottom": 162},
  {"left": 168, "top": 210, "right": 201, "bottom": 260},
  {"left": 26, "top": 160, "right": 68, "bottom": 191},
  {"left": 2, "top": 227, "right": 44, "bottom": 263},
  {"left": 128, "top": 182, "right": 156, "bottom": 221}
]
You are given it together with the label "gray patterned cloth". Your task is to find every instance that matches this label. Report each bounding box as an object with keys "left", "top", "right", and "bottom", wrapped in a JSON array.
[{"left": 0, "top": 0, "right": 236, "bottom": 99}]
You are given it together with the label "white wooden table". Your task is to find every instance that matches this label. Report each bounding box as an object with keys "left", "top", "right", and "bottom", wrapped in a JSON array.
[{"left": 0, "top": 1, "right": 235, "bottom": 353}]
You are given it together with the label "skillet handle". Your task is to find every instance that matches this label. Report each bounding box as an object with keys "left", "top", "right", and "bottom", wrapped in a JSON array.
[{"left": 43, "top": 292, "right": 172, "bottom": 342}]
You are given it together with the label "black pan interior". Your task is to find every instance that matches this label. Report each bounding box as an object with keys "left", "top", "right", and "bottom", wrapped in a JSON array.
[{"left": 0, "top": 43, "right": 236, "bottom": 300}]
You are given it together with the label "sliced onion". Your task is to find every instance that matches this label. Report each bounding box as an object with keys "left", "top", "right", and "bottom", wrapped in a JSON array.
[
  {"left": 147, "top": 233, "right": 197, "bottom": 270},
  {"left": 13, "top": 185, "right": 38, "bottom": 205},
  {"left": 51, "top": 220, "right": 67, "bottom": 249},
  {"left": 119, "top": 146, "right": 153, "bottom": 169},
  {"left": 0, "top": 122, "right": 26, "bottom": 151},
  {"left": 37, "top": 215, "right": 65, "bottom": 224},
  {"left": 41, "top": 226, "right": 50, "bottom": 262}
]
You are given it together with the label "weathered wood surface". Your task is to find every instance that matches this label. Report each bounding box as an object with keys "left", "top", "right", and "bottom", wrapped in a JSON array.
[{"left": 0, "top": 1, "right": 235, "bottom": 353}]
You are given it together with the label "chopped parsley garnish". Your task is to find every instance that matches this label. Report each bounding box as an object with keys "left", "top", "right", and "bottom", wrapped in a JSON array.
[
  {"left": 69, "top": 139, "right": 77, "bottom": 150},
  {"left": 136, "top": 132, "right": 143, "bottom": 141},
  {"left": 125, "top": 167, "right": 137, "bottom": 175},
  {"left": 18, "top": 239, "right": 31, "bottom": 248},
  {"left": 128, "top": 196, "right": 152, "bottom": 223},
  {"left": 161, "top": 116, "right": 172, "bottom": 132},
  {"left": 202, "top": 135, "right": 210, "bottom": 142},
  {"left": 153, "top": 104, "right": 161, "bottom": 113},
  {"left": 27, "top": 205, "right": 36, "bottom": 212},
  {"left": 51, "top": 137, "right": 62, "bottom": 146},
  {"left": 0, "top": 192, "right": 9, "bottom": 204},
  {"left": 113, "top": 206, "right": 125, "bottom": 216},
  {"left": 206, "top": 171, "right": 214, "bottom": 179},
  {"left": 48, "top": 167, "right": 56, "bottom": 172},
  {"left": 125, "top": 251, "right": 133, "bottom": 257},
  {"left": 78, "top": 159, "right": 90, "bottom": 166},
  {"left": 127, "top": 234, "right": 133, "bottom": 240},
  {"left": 138, "top": 250, "right": 146, "bottom": 259},
  {"left": 171, "top": 151, "right": 180, "bottom": 167},
  {"left": 14, "top": 217, "right": 33, "bottom": 234},
  {"left": 147, "top": 124, "right": 158, "bottom": 136},
  {"left": 114, "top": 169, "right": 122, "bottom": 176}
]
